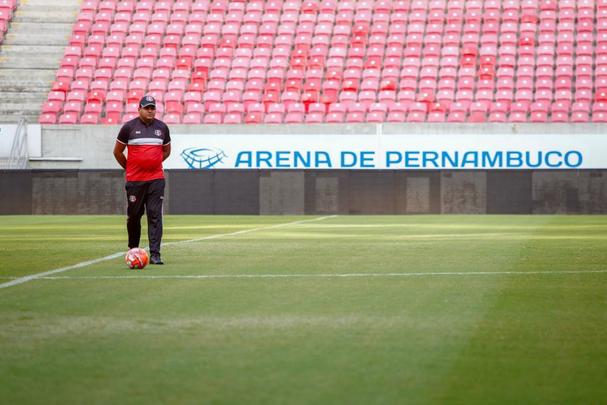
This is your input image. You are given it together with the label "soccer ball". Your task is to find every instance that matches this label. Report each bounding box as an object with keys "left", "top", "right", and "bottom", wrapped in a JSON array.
[{"left": 125, "top": 248, "right": 149, "bottom": 269}]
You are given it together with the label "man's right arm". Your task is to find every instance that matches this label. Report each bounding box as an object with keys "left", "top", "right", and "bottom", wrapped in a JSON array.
[
  {"left": 114, "top": 124, "right": 130, "bottom": 170},
  {"left": 113, "top": 141, "right": 127, "bottom": 169}
]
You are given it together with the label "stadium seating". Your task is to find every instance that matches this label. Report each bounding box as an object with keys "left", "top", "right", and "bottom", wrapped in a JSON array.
[
  {"left": 42, "top": 0, "right": 607, "bottom": 124},
  {"left": 0, "top": 0, "right": 17, "bottom": 44}
]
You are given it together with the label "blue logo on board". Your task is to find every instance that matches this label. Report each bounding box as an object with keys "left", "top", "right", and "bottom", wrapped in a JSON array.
[{"left": 181, "top": 147, "right": 227, "bottom": 169}]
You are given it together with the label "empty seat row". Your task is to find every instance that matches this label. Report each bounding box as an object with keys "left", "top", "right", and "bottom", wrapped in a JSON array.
[{"left": 40, "top": 108, "right": 607, "bottom": 125}]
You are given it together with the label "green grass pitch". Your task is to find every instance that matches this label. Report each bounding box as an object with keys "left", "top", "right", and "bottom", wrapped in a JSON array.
[{"left": 1, "top": 215, "right": 606, "bottom": 404}]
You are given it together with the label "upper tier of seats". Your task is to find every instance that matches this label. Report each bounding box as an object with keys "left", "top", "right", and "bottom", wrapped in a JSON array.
[
  {"left": 0, "top": 0, "right": 17, "bottom": 44},
  {"left": 40, "top": 0, "right": 607, "bottom": 124}
]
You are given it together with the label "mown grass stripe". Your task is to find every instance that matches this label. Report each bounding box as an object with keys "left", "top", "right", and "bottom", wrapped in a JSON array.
[
  {"left": 0, "top": 269, "right": 604, "bottom": 281},
  {"left": 0, "top": 216, "right": 336, "bottom": 290}
]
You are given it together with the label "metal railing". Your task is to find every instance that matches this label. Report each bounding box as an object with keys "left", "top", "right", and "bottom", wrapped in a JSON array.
[{"left": 3, "top": 117, "right": 29, "bottom": 169}]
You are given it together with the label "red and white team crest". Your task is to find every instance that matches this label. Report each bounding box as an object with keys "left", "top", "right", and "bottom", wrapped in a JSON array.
[
  {"left": 129, "top": 195, "right": 137, "bottom": 202},
  {"left": 154, "top": 129, "right": 162, "bottom": 137}
]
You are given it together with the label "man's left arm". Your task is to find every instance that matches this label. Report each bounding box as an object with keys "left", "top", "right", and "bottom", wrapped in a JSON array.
[{"left": 162, "top": 124, "right": 171, "bottom": 161}]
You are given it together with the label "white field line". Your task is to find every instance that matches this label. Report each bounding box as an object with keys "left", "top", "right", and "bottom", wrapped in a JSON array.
[
  {"left": 163, "top": 215, "right": 337, "bottom": 247},
  {"left": 0, "top": 216, "right": 337, "bottom": 290},
  {"left": 0, "top": 269, "right": 605, "bottom": 281}
]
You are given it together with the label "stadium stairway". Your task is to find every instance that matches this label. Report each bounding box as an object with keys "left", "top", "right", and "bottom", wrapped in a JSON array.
[{"left": 0, "top": 0, "right": 80, "bottom": 123}]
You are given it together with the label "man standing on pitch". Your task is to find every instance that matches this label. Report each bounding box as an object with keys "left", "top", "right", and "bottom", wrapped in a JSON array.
[{"left": 113, "top": 95, "right": 171, "bottom": 265}]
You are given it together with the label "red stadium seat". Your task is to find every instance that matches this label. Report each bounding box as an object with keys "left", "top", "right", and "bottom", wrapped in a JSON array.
[
  {"left": 39, "top": 113, "right": 58, "bottom": 124},
  {"left": 325, "top": 111, "right": 344, "bottom": 123},
  {"left": 42, "top": 101, "right": 64, "bottom": 114},
  {"left": 58, "top": 112, "right": 79, "bottom": 124},
  {"left": 305, "top": 112, "right": 325, "bottom": 123},
  {"left": 203, "top": 112, "right": 223, "bottom": 124},
  {"left": 81, "top": 113, "right": 100, "bottom": 124},
  {"left": 163, "top": 113, "right": 182, "bottom": 124},
  {"left": 244, "top": 111, "right": 263, "bottom": 124},
  {"left": 224, "top": 112, "right": 243, "bottom": 124}
]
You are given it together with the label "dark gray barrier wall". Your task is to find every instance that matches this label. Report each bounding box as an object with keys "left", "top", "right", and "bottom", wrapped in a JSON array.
[
  {"left": 1, "top": 169, "right": 606, "bottom": 214},
  {"left": 0, "top": 170, "right": 125, "bottom": 214}
]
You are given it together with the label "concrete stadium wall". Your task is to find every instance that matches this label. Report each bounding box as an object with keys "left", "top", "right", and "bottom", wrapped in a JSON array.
[
  {"left": 3, "top": 123, "right": 603, "bottom": 215},
  {"left": 28, "top": 122, "right": 607, "bottom": 169},
  {"left": 1, "top": 169, "right": 606, "bottom": 215}
]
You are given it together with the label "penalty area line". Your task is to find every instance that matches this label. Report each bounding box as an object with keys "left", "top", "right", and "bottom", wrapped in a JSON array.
[
  {"left": 0, "top": 216, "right": 337, "bottom": 290},
  {"left": 6, "top": 269, "right": 607, "bottom": 281}
]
